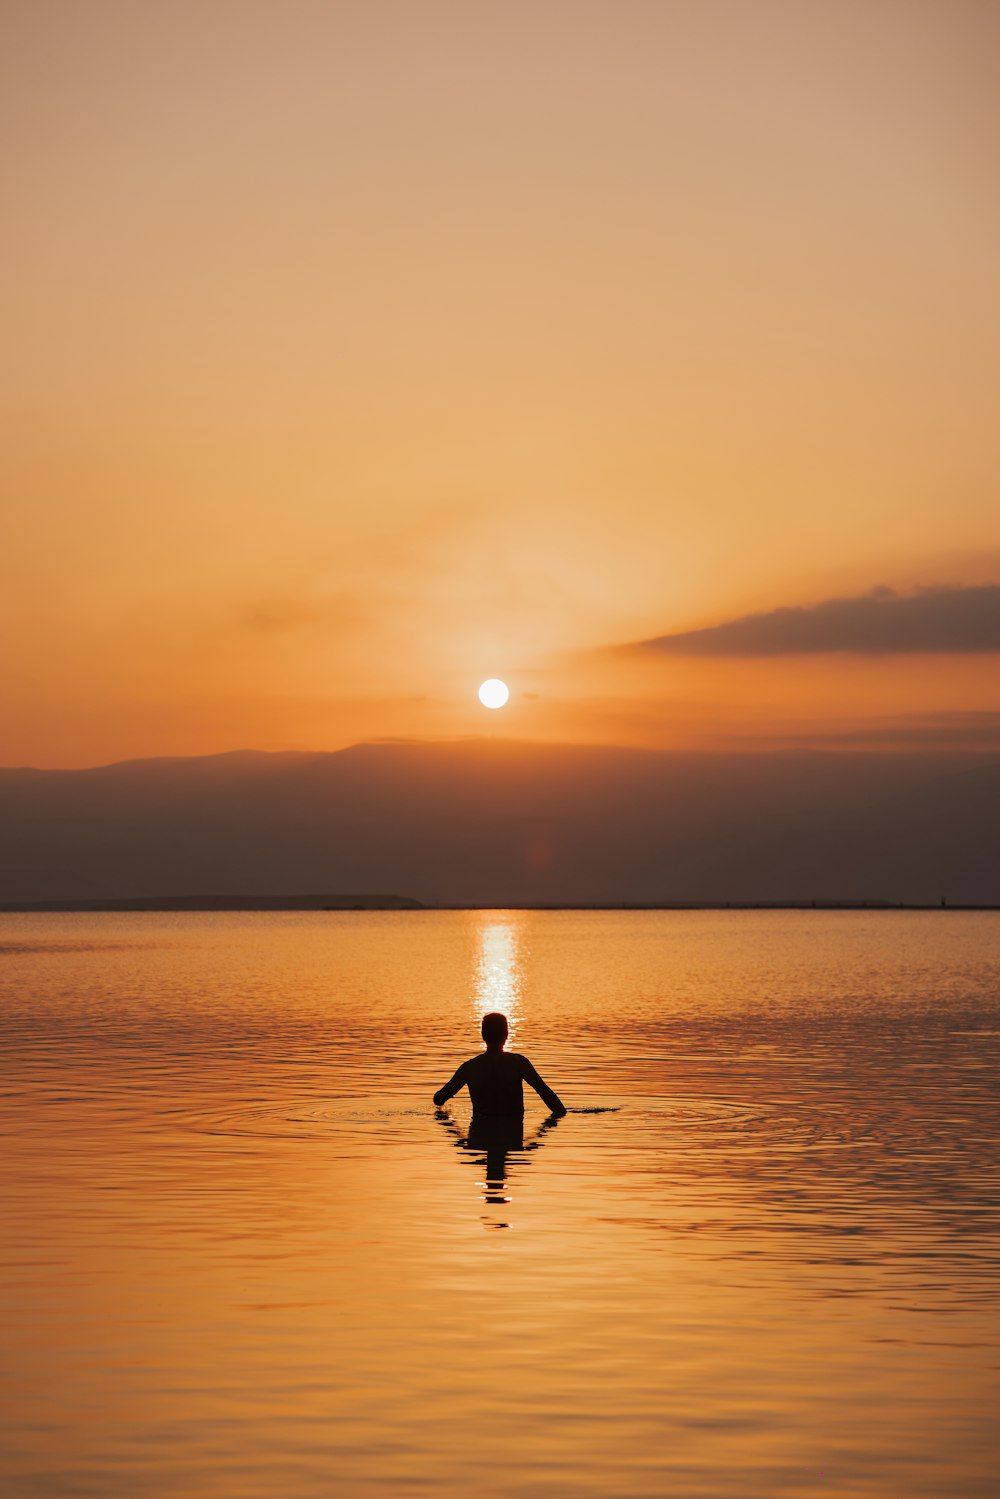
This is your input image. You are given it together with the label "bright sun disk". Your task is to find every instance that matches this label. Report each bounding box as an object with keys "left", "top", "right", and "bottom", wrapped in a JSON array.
[{"left": 478, "top": 678, "right": 510, "bottom": 710}]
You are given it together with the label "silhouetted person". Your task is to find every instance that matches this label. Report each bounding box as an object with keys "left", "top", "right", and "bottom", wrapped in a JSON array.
[{"left": 433, "top": 1012, "right": 566, "bottom": 1118}]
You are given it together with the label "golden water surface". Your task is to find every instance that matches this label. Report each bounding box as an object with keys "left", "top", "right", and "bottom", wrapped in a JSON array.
[{"left": 1, "top": 910, "right": 998, "bottom": 1498}]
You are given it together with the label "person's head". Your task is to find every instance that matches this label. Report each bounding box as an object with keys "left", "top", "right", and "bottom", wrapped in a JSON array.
[{"left": 481, "top": 1012, "right": 509, "bottom": 1049}]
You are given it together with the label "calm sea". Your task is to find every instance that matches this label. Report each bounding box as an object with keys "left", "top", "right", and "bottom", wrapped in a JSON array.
[{"left": 1, "top": 910, "right": 998, "bottom": 1498}]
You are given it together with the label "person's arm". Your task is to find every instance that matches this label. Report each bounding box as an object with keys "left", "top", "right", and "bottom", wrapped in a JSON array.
[
  {"left": 433, "top": 1061, "right": 468, "bottom": 1108},
  {"left": 520, "top": 1056, "right": 566, "bottom": 1116}
]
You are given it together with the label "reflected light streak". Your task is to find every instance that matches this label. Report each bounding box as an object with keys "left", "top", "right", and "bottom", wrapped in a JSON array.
[{"left": 472, "top": 916, "right": 524, "bottom": 1043}]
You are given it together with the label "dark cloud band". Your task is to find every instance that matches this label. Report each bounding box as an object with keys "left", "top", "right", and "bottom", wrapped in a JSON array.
[{"left": 635, "top": 585, "right": 1000, "bottom": 656}]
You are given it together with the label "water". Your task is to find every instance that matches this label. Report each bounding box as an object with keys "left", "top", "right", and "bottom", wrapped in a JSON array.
[{"left": 1, "top": 910, "right": 998, "bottom": 1498}]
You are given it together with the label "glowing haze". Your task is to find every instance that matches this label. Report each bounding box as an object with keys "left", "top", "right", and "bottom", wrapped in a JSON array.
[{"left": 3, "top": 1, "right": 999, "bottom": 768}]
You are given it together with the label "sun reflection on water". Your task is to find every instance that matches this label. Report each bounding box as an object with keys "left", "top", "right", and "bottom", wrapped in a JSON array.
[{"left": 471, "top": 914, "right": 524, "bottom": 1042}]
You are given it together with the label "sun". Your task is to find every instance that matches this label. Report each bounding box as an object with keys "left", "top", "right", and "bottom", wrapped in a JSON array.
[{"left": 478, "top": 678, "right": 510, "bottom": 710}]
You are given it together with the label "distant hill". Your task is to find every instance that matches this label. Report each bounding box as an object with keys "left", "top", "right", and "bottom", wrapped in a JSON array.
[
  {"left": 0, "top": 741, "right": 998, "bottom": 906},
  {"left": 0, "top": 893, "right": 422, "bottom": 912}
]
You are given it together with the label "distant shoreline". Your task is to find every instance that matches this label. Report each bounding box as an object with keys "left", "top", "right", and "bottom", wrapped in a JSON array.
[
  {"left": 1, "top": 898, "right": 998, "bottom": 914},
  {"left": 0, "top": 895, "right": 422, "bottom": 913}
]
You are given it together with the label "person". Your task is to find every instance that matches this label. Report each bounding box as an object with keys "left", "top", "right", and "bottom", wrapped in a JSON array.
[{"left": 433, "top": 1012, "right": 566, "bottom": 1117}]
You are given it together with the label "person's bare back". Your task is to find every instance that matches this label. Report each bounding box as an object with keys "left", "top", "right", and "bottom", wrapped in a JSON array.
[{"left": 433, "top": 1012, "right": 566, "bottom": 1117}]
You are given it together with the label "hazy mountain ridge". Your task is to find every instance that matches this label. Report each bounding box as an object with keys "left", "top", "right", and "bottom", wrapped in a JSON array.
[{"left": 0, "top": 741, "right": 997, "bottom": 905}]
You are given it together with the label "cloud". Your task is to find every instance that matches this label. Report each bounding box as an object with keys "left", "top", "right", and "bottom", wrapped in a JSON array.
[
  {"left": 240, "top": 592, "right": 368, "bottom": 634},
  {"left": 632, "top": 585, "right": 1000, "bottom": 656},
  {"left": 718, "top": 712, "right": 1000, "bottom": 751}
]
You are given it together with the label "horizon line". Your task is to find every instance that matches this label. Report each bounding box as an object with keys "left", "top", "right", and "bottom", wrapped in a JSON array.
[
  {"left": 4, "top": 735, "right": 1000, "bottom": 776},
  {"left": 1, "top": 896, "right": 998, "bottom": 914}
]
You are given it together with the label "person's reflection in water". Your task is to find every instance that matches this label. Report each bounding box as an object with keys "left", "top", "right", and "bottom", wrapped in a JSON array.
[
  {"left": 433, "top": 1012, "right": 566, "bottom": 1227},
  {"left": 435, "top": 1107, "right": 563, "bottom": 1227}
]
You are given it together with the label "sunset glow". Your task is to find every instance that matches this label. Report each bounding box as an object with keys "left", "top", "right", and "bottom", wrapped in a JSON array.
[
  {"left": 2, "top": 2, "right": 998, "bottom": 768},
  {"left": 2, "top": 10, "right": 999, "bottom": 1499}
]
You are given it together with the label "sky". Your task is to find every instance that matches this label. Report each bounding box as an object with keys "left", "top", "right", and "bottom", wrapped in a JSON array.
[{"left": 3, "top": 0, "right": 999, "bottom": 768}]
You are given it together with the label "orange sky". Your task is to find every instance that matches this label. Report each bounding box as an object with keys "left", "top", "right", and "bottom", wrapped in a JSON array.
[{"left": 3, "top": 0, "right": 999, "bottom": 767}]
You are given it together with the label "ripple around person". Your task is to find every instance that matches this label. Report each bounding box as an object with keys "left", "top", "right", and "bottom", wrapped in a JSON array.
[
  {"left": 181, "top": 1092, "right": 767, "bottom": 1139},
  {"left": 179, "top": 1076, "right": 868, "bottom": 1149}
]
